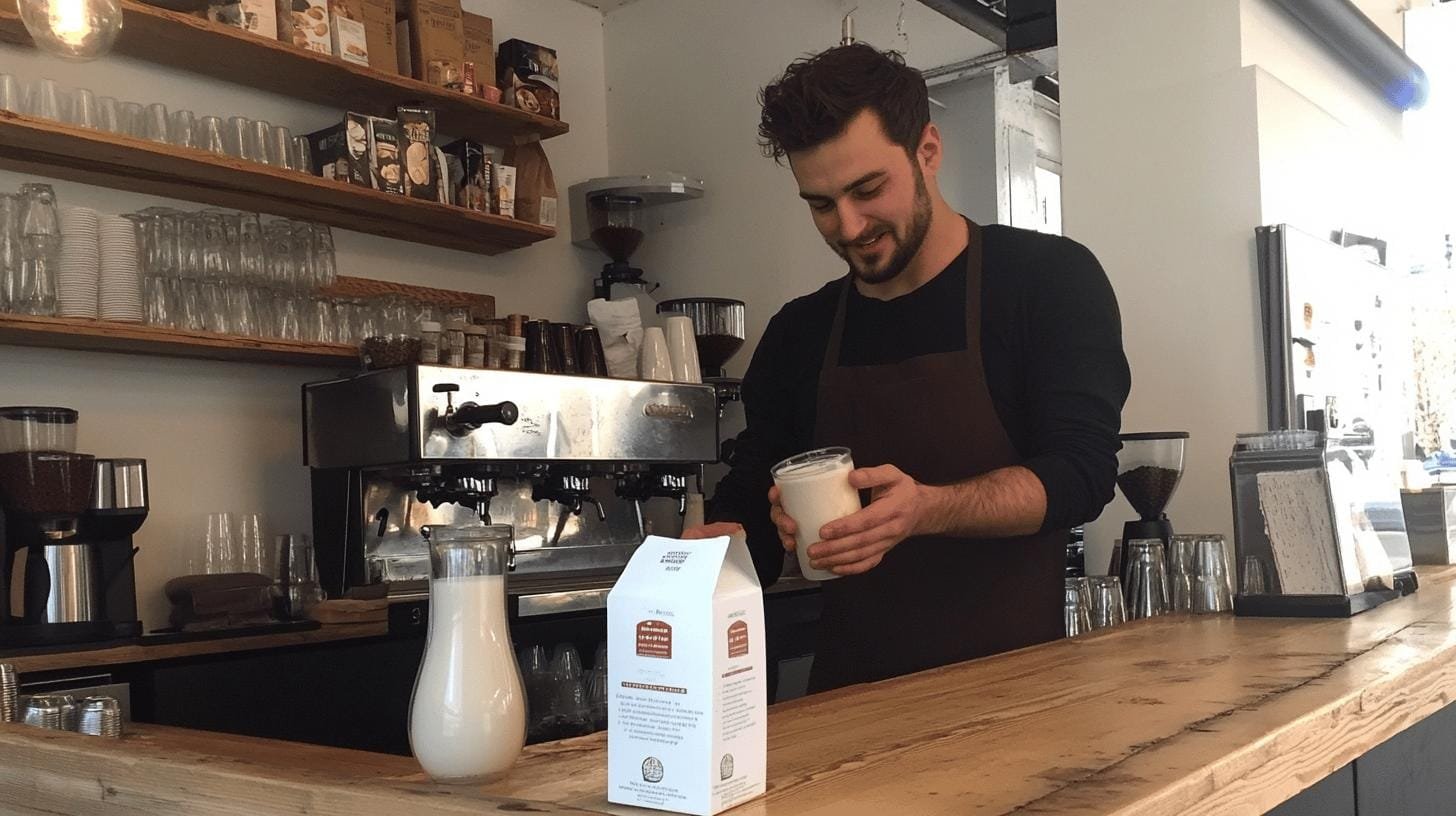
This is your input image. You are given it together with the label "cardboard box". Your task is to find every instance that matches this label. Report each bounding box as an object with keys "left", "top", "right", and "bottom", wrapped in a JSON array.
[
  {"left": 607, "top": 534, "right": 767, "bottom": 816},
  {"left": 277, "top": 0, "right": 331, "bottom": 53},
  {"left": 329, "top": 0, "right": 369, "bottom": 65},
  {"left": 497, "top": 38, "right": 559, "bottom": 119},
  {"left": 360, "top": 0, "right": 397, "bottom": 73},
  {"left": 399, "top": 0, "right": 464, "bottom": 89},
  {"left": 396, "top": 105, "right": 437, "bottom": 201},
  {"left": 207, "top": 0, "right": 277, "bottom": 40},
  {"left": 461, "top": 12, "right": 493, "bottom": 95},
  {"left": 367, "top": 116, "right": 404, "bottom": 194}
]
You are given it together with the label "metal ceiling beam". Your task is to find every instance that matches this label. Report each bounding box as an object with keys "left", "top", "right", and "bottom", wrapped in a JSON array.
[{"left": 918, "top": 0, "right": 1008, "bottom": 49}]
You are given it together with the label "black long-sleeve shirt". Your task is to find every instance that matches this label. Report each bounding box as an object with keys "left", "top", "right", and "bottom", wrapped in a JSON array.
[{"left": 707, "top": 224, "right": 1132, "bottom": 586}]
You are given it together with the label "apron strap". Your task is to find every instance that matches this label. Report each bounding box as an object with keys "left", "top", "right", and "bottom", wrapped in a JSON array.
[{"left": 822, "top": 218, "right": 983, "bottom": 375}]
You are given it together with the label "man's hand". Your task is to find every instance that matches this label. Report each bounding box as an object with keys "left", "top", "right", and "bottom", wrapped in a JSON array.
[
  {"left": 767, "top": 485, "right": 798, "bottom": 553},
  {"left": 809, "top": 465, "right": 930, "bottom": 576},
  {"left": 680, "top": 522, "right": 743, "bottom": 540}
]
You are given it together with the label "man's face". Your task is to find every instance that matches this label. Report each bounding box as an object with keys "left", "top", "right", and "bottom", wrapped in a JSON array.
[{"left": 789, "top": 110, "right": 934, "bottom": 285}]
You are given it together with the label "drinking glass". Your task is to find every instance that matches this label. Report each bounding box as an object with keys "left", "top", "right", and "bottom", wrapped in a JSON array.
[
  {"left": 1123, "top": 539, "right": 1169, "bottom": 620},
  {"left": 275, "top": 533, "right": 324, "bottom": 618},
  {"left": 68, "top": 89, "right": 99, "bottom": 129},
  {"left": 0, "top": 195, "right": 19, "bottom": 311},
  {"left": 141, "top": 103, "right": 169, "bottom": 143},
  {"left": 17, "top": 183, "right": 60, "bottom": 316},
  {"left": 291, "top": 136, "right": 314, "bottom": 175},
  {"left": 1241, "top": 555, "right": 1269, "bottom": 595},
  {"left": 267, "top": 125, "right": 293, "bottom": 169},
  {"left": 308, "top": 297, "right": 336, "bottom": 343},
  {"left": 1169, "top": 534, "right": 1196, "bottom": 613},
  {"left": 249, "top": 119, "right": 272, "bottom": 165},
  {"left": 1088, "top": 576, "right": 1127, "bottom": 629},
  {"left": 27, "top": 79, "right": 66, "bottom": 121},
  {"left": 238, "top": 513, "right": 267, "bottom": 575},
  {"left": 1064, "top": 577, "right": 1091, "bottom": 637},
  {"left": 1190, "top": 535, "right": 1233, "bottom": 614},
  {"left": 0, "top": 74, "right": 21, "bottom": 113},
  {"left": 195, "top": 115, "right": 227, "bottom": 154},
  {"left": 310, "top": 224, "right": 336, "bottom": 287},
  {"left": 224, "top": 116, "right": 254, "bottom": 160},
  {"left": 169, "top": 109, "right": 197, "bottom": 148},
  {"left": 549, "top": 644, "right": 591, "bottom": 737},
  {"left": 204, "top": 512, "right": 237, "bottom": 574},
  {"left": 119, "top": 101, "right": 144, "bottom": 138},
  {"left": 520, "top": 644, "right": 550, "bottom": 740},
  {"left": 96, "top": 96, "right": 120, "bottom": 133}
]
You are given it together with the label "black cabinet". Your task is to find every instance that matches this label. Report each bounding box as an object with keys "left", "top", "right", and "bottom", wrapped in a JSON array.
[{"left": 1266, "top": 763, "right": 1356, "bottom": 816}]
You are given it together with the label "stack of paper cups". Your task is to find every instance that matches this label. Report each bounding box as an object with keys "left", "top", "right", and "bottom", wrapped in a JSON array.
[
  {"left": 99, "top": 215, "right": 143, "bottom": 322},
  {"left": 662, "top": 315, "right": 703, "bottom": 384},
  {"left": 57, "top": 206, "right": 100, "bottom": 319}
]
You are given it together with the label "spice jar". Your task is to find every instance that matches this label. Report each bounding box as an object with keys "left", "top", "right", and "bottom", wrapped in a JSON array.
[
  {"left": 443, "top": 318, "right": 467, "bottom": 367},
  {"left": 418, "top": 321, "right": 442, "bottom": 365},
  {"left": 465, "top": 324, "right": 488, "bottom": 368}
]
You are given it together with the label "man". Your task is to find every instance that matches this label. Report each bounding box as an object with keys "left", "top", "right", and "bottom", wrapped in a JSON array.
[{"left": 684, "top": 44, "right": 1130, "bottom": 693}]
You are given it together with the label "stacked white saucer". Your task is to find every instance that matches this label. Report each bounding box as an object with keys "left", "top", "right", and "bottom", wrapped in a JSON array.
[
  {"left": 57, "top": 206, "right": 100, "bottom": 319},
  {"left": 99, "top": 215, "right": 143, "bottom": 322}
]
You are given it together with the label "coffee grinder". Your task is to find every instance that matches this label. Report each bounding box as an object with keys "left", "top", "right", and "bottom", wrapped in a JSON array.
[
  {"left": 1111, "top": 431, "right": 1189, "bottom": 570},
  {"left": 0, "top": 406, "right": 144, "bottom": 648},
  {"left": 568, "top": 173, "right": 705, "bottom": 305}
]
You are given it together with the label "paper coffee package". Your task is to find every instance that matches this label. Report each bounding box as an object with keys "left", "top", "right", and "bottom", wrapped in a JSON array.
[
  {"left": 396, "top": 105, "right": 437, "bottom": 201},
  {"left": 607, "top": 534, "right": 767, "bottom": 816},
  {"left": 502, "top": 142, "right": 557, "bottom": 228},
  {"left": 367, "top": 116, "right": 404, "bottom": 194},
  {"left": 305, "top": 113, "right": 371, "bottom": 186},
  {"left": 207, "top": 0, "right": 276, "bottom": 40}
]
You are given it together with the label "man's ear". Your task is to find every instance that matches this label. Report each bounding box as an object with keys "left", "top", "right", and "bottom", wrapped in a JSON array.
[{"left": 918, "top": 122, "right": 943, "bottom": 175}]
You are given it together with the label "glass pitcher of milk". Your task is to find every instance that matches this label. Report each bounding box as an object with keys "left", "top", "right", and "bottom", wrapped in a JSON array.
[{"left": 409, "top": 524, "right": 526, "bottom": 782}]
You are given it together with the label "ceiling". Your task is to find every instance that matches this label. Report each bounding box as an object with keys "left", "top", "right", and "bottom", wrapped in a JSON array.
[{"left": 567, "top": 0, "right": 1001, "bottom": 71}]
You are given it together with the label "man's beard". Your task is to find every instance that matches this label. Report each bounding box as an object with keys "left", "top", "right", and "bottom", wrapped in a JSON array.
[{"left": 833, "top": 163, "right": 933, "bottom": 286}]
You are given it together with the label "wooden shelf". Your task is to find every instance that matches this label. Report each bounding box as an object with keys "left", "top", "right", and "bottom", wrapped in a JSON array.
[
  {"left": 0, "top": 111, "right": 555, "bottom": 255},
  {"left": 0, "top": 313, "right": 358, "bottom": 366},
  {"left": 0, "top": 0, "right": 569, "bottom": 147}
]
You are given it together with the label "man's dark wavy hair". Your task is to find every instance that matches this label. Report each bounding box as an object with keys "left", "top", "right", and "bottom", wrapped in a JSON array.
[{"left": 758, "top": 43, "right": 930, "bottom": 163}]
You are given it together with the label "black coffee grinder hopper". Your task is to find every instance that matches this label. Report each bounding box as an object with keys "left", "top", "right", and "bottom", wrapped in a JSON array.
[{"left": 1108, "top": 431, "right": 1189, "bottom": 576}]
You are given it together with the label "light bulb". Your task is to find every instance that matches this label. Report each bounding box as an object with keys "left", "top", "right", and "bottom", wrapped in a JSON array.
[{"left": 18, "top": 0, "right": 122, "bottom": 61}]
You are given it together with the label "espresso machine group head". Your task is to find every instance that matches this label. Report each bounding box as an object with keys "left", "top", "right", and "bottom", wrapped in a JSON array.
[{"left": 303, "top": 366, "right": 720, "bottom": 599}]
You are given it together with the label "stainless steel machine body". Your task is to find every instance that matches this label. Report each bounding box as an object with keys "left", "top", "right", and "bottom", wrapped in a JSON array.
[{"left": 303, "top": 366, "right": 719, "bottom": 604}]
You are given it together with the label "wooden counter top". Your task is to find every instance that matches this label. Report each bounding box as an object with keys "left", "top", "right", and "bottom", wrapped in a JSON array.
[
  {"left": 0, "top": 621, "right": 389, "bottom": 674},
  {"left": 5, "top": 568, "right": 1456, "bottom": 815}
]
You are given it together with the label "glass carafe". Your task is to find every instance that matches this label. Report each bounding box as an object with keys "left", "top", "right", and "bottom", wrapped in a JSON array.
[
  {"left": 409, "top": 524, "right": 525, "bottom": 783},
  {"left": 17, "top": 183, "right": 59, "bottom": 316}
]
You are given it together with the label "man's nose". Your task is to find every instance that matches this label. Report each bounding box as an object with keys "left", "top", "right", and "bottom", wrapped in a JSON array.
[{"left": 836, "top": 201, "right": 868, "bottom": 243}]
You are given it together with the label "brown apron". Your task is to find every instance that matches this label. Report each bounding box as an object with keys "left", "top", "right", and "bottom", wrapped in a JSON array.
[{"left": 807, "top": 221, "right": 1067, "bottom": 693}]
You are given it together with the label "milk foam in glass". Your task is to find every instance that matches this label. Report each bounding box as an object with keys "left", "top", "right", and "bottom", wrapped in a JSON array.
[{"left": 772, "top": 447, "right": 861, "bottom": 582}]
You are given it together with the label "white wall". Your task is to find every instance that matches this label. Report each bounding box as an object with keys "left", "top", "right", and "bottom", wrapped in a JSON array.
[
  {"left": 601, "top": 0, "right": 1000, "bottom": 376},
  {"left": 931, "top": 73, "right": 1000, "bottom": 225},
  {"left": 1061, "top": 0, "right": 1415, "bottom": 574},
  {"left": 0, "top": 0, "right": 608, "bottom": 629}
]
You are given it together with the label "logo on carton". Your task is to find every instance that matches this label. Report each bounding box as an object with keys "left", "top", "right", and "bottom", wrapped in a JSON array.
[
  {"left": 636, "top": 619, "right": 673, "bottom": 659},
  {"left": 727, "top": 620, "right": 749, "bottom": 658},
  {"left": 642, "top": 756, "right": 665, "bottom": 783},
  {"left": 720, "top": 753, "right": 735, "bottom": 780}
]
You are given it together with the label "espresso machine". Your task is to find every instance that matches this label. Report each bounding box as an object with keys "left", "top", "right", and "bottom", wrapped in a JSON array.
[
  {"left": 0, "top": 407, "right": 145, "bottom": 648},
  {"left": 302, "top": 366, "right": 719, "bottom": 606}
]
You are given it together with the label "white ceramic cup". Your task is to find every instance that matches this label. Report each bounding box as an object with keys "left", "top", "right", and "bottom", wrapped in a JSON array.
[
  {"left": 662, "top": 315, "right": 702, "bottom": 384},
  {"left": 639, "top": 327, "right": 673, "bottom": 381}
]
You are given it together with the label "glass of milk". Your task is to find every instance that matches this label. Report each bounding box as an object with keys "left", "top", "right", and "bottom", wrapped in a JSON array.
[
  {"left": 409, "top": 524, "right": 526, "bottom": 782},
  {"left": 772, "top": 447, "right": 862, "bottom": 582}
]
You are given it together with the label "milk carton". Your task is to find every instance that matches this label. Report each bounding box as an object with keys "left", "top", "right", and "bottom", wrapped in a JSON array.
[{"left": 608, "top": 534, "right": 767, "bottom": 815}]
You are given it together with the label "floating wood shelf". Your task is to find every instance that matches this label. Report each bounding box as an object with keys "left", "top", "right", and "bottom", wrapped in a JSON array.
[
  {"left": 0, "top": 0, "right": 569, "bottom": 147},
  {"left": 0, "top": 111, "right": 555, "bottom": 256},
  {"left": 0, "top": 313, "right": 357, "bottom": 366}
]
